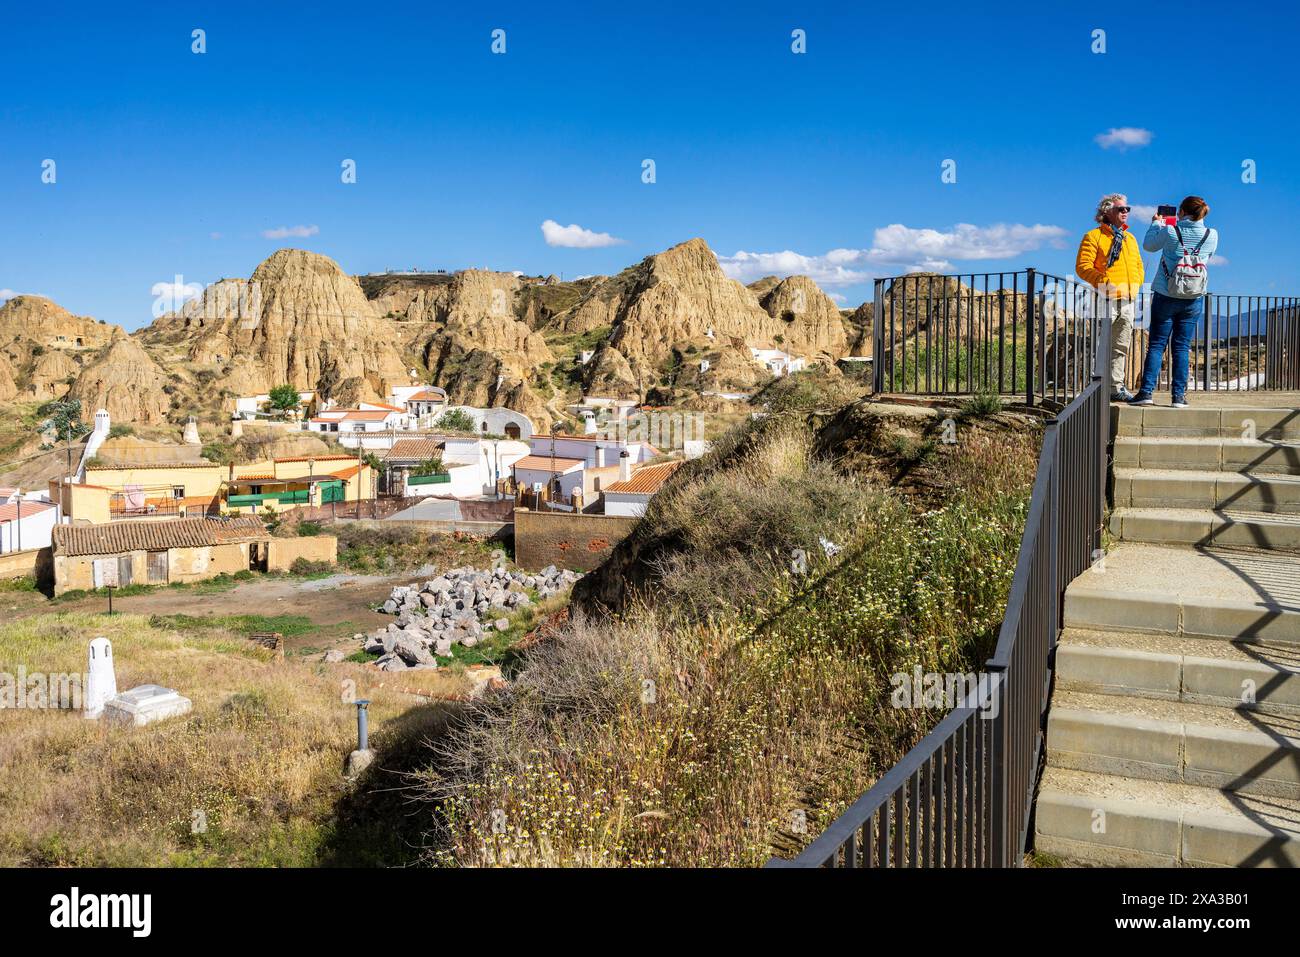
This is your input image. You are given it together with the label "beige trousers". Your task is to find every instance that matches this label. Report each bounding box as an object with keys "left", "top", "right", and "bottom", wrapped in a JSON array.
[{"left": 1102, "top": 298, "right": 1135, "bottom": 391}]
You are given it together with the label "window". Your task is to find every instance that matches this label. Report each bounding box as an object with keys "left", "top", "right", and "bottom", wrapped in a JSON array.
[
  {"left": 250, "top": 485, "right": 262, "bottom": 495},
  {"left": 172, "top": 486, "right": 185, "bottom": 500}
]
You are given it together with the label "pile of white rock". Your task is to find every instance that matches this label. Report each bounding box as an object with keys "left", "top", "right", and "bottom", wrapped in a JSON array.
[{"left": 359, "top": 565, "right": 582, "bottom": 672}]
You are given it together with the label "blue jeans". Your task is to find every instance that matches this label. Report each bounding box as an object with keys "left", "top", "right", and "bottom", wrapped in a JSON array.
[{"left": 1137, "top": 292, "right": 1203, "bottom": 399}]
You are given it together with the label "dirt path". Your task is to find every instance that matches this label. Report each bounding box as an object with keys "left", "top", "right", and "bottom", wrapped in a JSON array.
[{"left": 5, "top": 572, "right": 416, "bottom": 654}]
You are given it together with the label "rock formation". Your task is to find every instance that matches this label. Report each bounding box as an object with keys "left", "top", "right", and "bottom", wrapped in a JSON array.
[{"left": 69, "top": 338, "right": 171, "bottom": 424}]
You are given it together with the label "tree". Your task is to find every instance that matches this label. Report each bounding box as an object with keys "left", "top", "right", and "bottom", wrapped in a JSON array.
[
  {"left": 434, "top": 408, "right": 476, "bottom": 432},
  {"left": 37, "top": 398, "right": 92, "bottom": 481},
  {"left": 268, "top": 384, "right": 301, "bottom": 417},
  {"left": 412, "top": 456, "right": 445, "bottom": 476}
]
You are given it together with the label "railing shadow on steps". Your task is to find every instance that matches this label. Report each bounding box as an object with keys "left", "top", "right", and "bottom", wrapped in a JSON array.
[{"left": 768, "top": 268, "right": 1115, "bottom": 867}]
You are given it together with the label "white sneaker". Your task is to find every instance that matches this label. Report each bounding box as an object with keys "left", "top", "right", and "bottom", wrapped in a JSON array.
[{"left": 1171, "top": 397, "right": 1189, "bottom": 408}]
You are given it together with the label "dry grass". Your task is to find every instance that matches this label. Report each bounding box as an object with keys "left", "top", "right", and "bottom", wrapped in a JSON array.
[
  {"left": 419, "top": 408, "right": 1040, "bottom": 867},
  {"left": 0, "top": 612, "right": 453, "bottom": 866}
]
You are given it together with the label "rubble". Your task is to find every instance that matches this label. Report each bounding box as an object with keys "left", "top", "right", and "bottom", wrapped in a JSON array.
[{"left": 354, "top": 564, "right": 582, "bottom": 670}]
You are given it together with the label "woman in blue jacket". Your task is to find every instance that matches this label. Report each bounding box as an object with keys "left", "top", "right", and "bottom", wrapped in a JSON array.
[{"left": 1130, "top": 196, "right": 1218, "bottom": 408}]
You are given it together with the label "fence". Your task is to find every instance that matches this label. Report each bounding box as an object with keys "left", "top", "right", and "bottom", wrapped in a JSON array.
[
  {"left": 770, "top": 268, "right": 1112, "bottom": 867},
  {"left": 873, "top": 270, "right": 1300, "bottom": 400}
]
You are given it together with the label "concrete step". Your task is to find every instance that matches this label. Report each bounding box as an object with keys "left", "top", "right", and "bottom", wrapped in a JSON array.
[
  {"left": 1110, "top": 506, "right": 1300, "bottom": 550},
  {"left": 1113, "top": 436, "right": 1300, "bottom": 474},
  {"left": 1065, "top": 544, "right": 1300, "bottom": 643},
  {"left": 1115, "top": 467, "right": 1300, "bottom": 514},
  {"left": 1057, "top": 627, "right": 1300, "bottom": 716},
  {"left": 1035, "top": 766, "right": 1300, "bottom": 866},
  {"left": 1046, "top": 690, "right": 1300, "bottom": 799},
  {"left": 1115, "top": 405, "right": 1300, "bottom": 440}
]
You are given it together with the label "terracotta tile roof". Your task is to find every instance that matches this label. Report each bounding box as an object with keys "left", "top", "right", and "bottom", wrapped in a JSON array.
[
  {"left": 0, "top": 500, "right": 55, "bottom": 522},
  {"left": 274, "top": 455, "right": 355, "bottom": 464},
  {"left": 328, "top": 464, "right": 362, "bottom": 481},
  {"left": 513, "top": 455, "right": 585, "bottom": 472},
  {"left": 234, "top": 473, "right": 275, "bottom": 481},
  {"left": 364, "top": 402, "right": 405, "bottom": 412},
  {"left": 605, "top": 460, "right": 682, "bottom": 495},
  {"left": 406, "top": 388, "right": 447, "bottom": 401},
  {"left": 382, "top": 438, "right": 446, "bottom": 461},
  {"left": 52, "top": 516, "right": 267, "bottom": 557},
  {"left": 327, "top": 409, "right": 395, "bottom": 422}
]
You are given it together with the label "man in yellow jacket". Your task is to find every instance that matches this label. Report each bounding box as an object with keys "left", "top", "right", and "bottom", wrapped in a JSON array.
[{"left": 1076, "top": 193, "right": 1145, "bottom": 400}]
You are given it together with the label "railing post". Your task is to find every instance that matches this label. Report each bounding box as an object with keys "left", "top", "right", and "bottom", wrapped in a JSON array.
[
  {"left": 872, "top": 278, "right": 885, "bottom": 394},
  {"left": 1025, "top": 269, "right": 1036, "bottom": 406},
  {"left": 986, "top": 664, "right": 1008, "bottom": 866},
  {"left": 1203, "top": 294, "right": 1212, "bottom": 393}
]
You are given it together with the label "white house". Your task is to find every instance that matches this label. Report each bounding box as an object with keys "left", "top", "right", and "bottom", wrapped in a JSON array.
[
  {"left": 527, "top": 434, "right": 660, "bottom": 467},
  {"left": 602, "top": 460, "right": 683, "bottom": 518},
  {"left": 0, "top": 497, "right": 58, "bottom": 554},
  {"left": 751, "top": 348, "right": 806, "bottom": 377},
  {"left": 381, "top": 436, "right": 529, "bottom": 499},
  {"left": 306, "top": 408, "right": 402, "bottom": 434},
  {"left": 398, "top": 387, "right": 448, "bottom": 423}
]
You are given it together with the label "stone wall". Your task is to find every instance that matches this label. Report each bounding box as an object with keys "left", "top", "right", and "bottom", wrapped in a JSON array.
[
  {"left": 267, "top": 535, "right": 338, "bottom": 570},
  {"left": 513, "top": 507, "right": 638, "bottom": 572},
  {"left": 0, "top": 547, "right": 46, "bottom": 581}
]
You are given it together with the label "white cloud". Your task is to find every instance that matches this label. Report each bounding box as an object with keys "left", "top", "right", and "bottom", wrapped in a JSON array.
[
  {"left": 209, "top": 231, "right": 223, "bottom": 240},
  {"left": 1095, "top": 127, "right": 1153, "bottom": 150},
  {"left": 1129, "top": 204, "right": 1158, "bottom": 222},
  {"left": 151, "top": 278, "right": 205, "bottom": 317},
  {"left": 0, "top": 288, "right": 17, "bottom": 304},
  {"left": 262, "top": 224, "right": 320, "bottom": 239},
  {"left": 718, "top": 222, "right": 1068, "bottom": 285},
  {"left": 1209, "top": 254, "right": 1229, "bottom": 266},
  {"left": 541, "top": 219, "right": 625, "bottom": 248}
]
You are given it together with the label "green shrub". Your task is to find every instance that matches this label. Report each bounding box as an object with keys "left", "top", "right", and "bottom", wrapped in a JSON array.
[
  {"left": 434, "top": 409, "right": 476, "bottom": 432},
  {"left": 960, "top": 390, "right": 1003, "bottom": 418},
  {"left": 289, "top": 557, "right": 334, "bottom": 577},
  {"left": 297, "top": 521, "right": 323, "bottom": 537}
]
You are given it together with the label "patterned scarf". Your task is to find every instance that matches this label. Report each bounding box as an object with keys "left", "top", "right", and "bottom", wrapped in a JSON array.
[{"left": 1105, "top": 223, "right": 1128, "bottom": 270}]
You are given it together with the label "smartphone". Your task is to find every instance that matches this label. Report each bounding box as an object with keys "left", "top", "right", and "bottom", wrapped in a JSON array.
[{"left": 1157, "top": 204, "right": 1177, "bottom": 225}]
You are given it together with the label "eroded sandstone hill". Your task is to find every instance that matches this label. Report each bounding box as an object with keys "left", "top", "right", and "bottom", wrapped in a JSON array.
[{"left": 2, "top": 239, "right": 859, "bottom": 434}]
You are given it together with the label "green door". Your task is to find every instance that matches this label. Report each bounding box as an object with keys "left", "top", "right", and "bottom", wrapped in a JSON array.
[{"left": 320, "top": 480, "right": 344, "bottom": 504}]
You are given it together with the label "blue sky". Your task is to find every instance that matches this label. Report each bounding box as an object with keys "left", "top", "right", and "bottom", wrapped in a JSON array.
[{"left": 2, "top": 0, "right": 1296, "bottom": 329}]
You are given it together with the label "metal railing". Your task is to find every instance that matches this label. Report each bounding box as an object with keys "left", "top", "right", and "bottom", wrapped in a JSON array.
[
  {"left": 770, "top": 268, "right": 1112, "bottom": 867},
  {"left": 873, "top": 270, "right": 1300, "bottom": 399}
]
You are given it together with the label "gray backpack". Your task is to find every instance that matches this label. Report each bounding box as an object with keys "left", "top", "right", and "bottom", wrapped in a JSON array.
[{"left": 1162, "top": 224, "right": 1211, "bottom": 298}]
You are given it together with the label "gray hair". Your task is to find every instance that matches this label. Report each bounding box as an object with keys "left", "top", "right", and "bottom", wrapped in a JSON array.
[{"left": 1095, "top": 193, "right": 1127, "bottom": 224}]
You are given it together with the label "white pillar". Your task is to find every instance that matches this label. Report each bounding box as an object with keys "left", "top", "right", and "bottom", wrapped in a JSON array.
[{"left": 85, "top": 636, "right": 117, "bottom": 720}]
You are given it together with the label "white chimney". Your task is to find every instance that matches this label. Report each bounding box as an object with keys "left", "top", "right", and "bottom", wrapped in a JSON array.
[
  {"left": 584, "top": 410, "right": 597, "bottom": 435},
  {"left": 93, "top": 409, "right": 111, "bottom": 435},
  {"left": 85, "top": 636, "right": 117, "bottom": 720},
  {"left": 595, "top": 445, "right": 607, "bottom": 467},
  {"left": 619, "top": 450, "right": 632, "bottom": 483}
]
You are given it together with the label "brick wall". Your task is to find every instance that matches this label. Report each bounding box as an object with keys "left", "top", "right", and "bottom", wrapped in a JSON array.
[{"left": 513, "top": 508, "right": 638, "bottom": 572}]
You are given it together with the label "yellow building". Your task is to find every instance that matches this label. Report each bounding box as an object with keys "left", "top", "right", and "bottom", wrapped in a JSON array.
[
  {"left": 51, "top": 455, "right": 377, "bottom": 523},
  {"left": 49, "top": 516, "right": 338, "bottom": 595},
  {"left": 225, "top": 455, "right": 376, "bottom": 516}
]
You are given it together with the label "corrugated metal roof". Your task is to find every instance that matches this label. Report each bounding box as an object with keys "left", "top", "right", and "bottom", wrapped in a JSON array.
[
  {"left": 52, "top": 516, "right": 267, "bottom": 557},
  {"left": 605, "top": 460, "right": 683, "bottom": 494}
]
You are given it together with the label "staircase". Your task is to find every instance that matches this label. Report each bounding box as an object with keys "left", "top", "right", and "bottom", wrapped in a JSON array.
[{"left": 1035, "top": 401, "right": 1300, "bottom": 866}]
